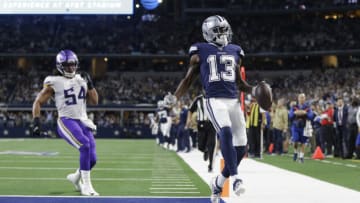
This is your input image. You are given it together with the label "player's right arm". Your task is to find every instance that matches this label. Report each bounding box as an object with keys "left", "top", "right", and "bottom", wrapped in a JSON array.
[
  {"left": 32, "top": 86, "right": 54, "bottom": 118},
  {"left": 174, "top": 54, "right": 200, "bottom": 99},
  {"left": 32, "top": 85, "right": 54, "bottom": 136}
]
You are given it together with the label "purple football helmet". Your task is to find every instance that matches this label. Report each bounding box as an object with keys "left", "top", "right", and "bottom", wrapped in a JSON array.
[{"left": 56, "top": 50, "right": 79, "bottom": 78}]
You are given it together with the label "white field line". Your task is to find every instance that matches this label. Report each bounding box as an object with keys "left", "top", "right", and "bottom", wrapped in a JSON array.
[
  {"left": 151, "top": 184, "right": 195, "bottom": 187},
  {"left": 0, "top": 195, "right": 209, "bottom": 198},
  {"left": 0, "top": 166, "right": 183, "bottom": 171},
  {"left": 150, "top": 181, "right": 193, "bottom": 184},
  {"left": 285, "top": 154, "right": 359, "bottom": 168},
  {"left": 0, "top": 177, "right": 192, "bottom": 181},
  {"left": 0, "top": 159, "right": 178, "bottom": 164},
  {"left": 149, "top": 191, "right": 201, "bottom": 194},
  {"left": 9, "top": 155, "right": 178, "bottom": 161},
  {"left": 149, "top": 188, "right": 198, "bottom": 190},
  {"left": 344, "top": 164, "right": 357, "bottom": 168}
]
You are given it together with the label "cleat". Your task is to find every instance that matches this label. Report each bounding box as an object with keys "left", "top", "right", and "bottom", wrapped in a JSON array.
[
  {"left": 233, "top": 179, "right": 245, "bottom": 196},
  {"left": 299, "top": 158, "right": 304, "bottom": 163},
  {"left": 80, "top": 183, "right": 99, "bottom": 196},
  {"left": 210, "top": 176, "right": 222, "bottom": 203},
  {"left": 293, "top": 153, "right": 298, "bottom": 162},
  {"left": 67, "top": 172, "right": 81, "bottom": 191}
]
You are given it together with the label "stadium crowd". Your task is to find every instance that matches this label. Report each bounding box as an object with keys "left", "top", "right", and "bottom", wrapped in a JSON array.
[
  {"left": 0, "top": 66, "right": 359, "bottom": 125},
  {"left": 0, "top": 13, "right": 358, "bottom": 55},
  {"left": 1, "top": 66, "right": 359, "bottom": 106}
]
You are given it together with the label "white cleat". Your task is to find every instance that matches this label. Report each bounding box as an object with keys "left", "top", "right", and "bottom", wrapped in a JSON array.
[
  {"left": 233, "top": 179, "right": 245, "bottom": 196},
  {"left": 80, "top": 183, "right": 99, "bottom": 196},
  {"left": 210, "top": 177, "right": 222, "bottom": 203},
  {"left": 66, "top": 172, "right": 81, "bottom": 191}
]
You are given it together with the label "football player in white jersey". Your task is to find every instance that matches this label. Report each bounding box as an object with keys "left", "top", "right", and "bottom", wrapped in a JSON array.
[
  {"left": 32, "top": 50, "right": 99, "bottom": 196},
  {"left": 148, "top": 113, "right": 160, "bottom": 144},
  {"left": 156, "top": 100, "right": 173, "bottom": 149}
]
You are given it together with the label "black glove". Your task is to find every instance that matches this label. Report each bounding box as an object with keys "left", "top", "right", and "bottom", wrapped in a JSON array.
[
  {"left": 80, "top": 72, "right": 94, "bottom": 90},
  {"left": 32, "top": 117, "right": 41, "bottom": 136}
]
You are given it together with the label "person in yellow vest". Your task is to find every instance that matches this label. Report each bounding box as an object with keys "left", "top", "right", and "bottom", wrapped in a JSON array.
[{"left": 246, "top": 97, "right": 266, "bottom": 158}]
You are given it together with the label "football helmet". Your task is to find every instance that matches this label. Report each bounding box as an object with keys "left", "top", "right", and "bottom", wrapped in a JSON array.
[
  {"left": 202, "top": 15, "right": 232, "bottom": 47},
  {"left": 56, "top": 49, "right": 79, "bottom": 78},
  {"left": 164, "top": 92, "right": 177, "bottom": 106},
  {"left": 157, "top": 100, "right": 165, "bottom": 109}
]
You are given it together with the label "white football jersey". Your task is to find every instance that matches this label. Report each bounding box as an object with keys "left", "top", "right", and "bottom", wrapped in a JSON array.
[{"left": 44, "top": 74, "right": 88, "bottom": 120}]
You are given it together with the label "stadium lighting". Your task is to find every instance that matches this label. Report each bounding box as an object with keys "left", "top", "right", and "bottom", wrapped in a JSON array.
[
  {"left": 158, "top": 0, "right": 163, "bottom": 3},
  {"left": 135, "top": 3, "right": 140, "bottom": 8}
]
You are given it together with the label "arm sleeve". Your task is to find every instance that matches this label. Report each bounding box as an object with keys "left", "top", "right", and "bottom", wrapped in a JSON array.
[
  {"left": 43, "top": 76, "right": 55, "bottom": 91},
  {"left": 238, "top": 46, "right": 245, "bottom": 59},
  {"left": 189, "top": 43, "right": 199, "bottom": 57}
]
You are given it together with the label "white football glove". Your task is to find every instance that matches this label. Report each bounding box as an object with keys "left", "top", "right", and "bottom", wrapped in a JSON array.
[{"left": 164, "top": 92, "right": 177, "bottom": 106}]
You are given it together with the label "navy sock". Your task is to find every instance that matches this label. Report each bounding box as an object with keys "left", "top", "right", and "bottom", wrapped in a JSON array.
[
  {"left": 235, "top": 146, "right": 246, "bottom": 165},
  {"left": 222, "top": 146, "right": 246, "bottom": 178},
  {"left": 219, "top": 127, "right": 237, "bottom": 176}
]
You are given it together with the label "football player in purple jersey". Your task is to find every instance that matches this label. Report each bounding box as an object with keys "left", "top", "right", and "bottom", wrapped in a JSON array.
[{"left": 32, "top": 50, "right": 99, "bottom": 196}]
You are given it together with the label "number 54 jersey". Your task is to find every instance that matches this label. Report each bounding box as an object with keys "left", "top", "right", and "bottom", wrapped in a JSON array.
[
  {"left": 189, "top": 43, "right": 244, "bottom": 99},
  {"left": 44, "top": 74, "right": 88, "bottom": 120}
]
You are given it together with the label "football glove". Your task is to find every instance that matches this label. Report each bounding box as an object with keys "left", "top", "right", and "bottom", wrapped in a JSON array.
[
  {"left": 32, "top": 117, "right": 41, "bottom": 136},
  {"left": 80, "top": 72, "right": 94, "bottom": 90},
  {"left": 164, "top": 92, "right": 177, "bottom": 106}
]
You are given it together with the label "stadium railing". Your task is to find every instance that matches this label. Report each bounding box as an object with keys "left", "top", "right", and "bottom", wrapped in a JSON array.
[{"left": 0, "top": 105, "right": 156, "bottom": 139}]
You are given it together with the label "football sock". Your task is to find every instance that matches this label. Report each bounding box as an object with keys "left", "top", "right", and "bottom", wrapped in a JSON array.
[
  {"left": 299, "top": 152, "right": 304, "bottom": 159},
  {"left": 80, "top": 170, "right": 91, "bottom": 187},
  {"left": 219, "top": 127, "right": 237, "bottom": 176},
  {"left": 235, "top": 146, "right": 246, "bottom": 165},
  {"left": 216, "top": 174, "right": 227, "bottom": 188},
  {"left": 230, "top": 174, "right": 240, "bottom": 182}
]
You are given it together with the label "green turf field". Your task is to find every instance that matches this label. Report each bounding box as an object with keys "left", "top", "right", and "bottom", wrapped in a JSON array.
[
  {"left": 0, "top": 139, "right": 210, "bottom": 196},
  {"left": 257, "top": 153, "right": 360, "bottom": 192}
]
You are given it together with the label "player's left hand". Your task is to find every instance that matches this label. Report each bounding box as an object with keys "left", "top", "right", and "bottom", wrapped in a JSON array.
[
  {"left": 164, "top": 92, "right": 177, "bottom": 106},
  {"left": 80, "top": 72, "right": 94, "bottom": 90}
]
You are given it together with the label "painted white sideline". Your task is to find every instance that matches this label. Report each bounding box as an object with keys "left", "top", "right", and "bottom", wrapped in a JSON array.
[{"left": 177, "top": 149, "right": 360, "bottom": 203}]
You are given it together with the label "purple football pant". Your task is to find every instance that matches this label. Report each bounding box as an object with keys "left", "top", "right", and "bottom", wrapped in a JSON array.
[
  {"left": 57, "top": 117, "right": 97, "bottom": 171},
  {"left": 356, "top": 133, "right": 360, "bottom": 146}
]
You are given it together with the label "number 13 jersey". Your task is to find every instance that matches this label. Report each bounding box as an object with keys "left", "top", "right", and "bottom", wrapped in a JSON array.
[{"left": 189, "top": 42, "right": 244, "bottom": 98}]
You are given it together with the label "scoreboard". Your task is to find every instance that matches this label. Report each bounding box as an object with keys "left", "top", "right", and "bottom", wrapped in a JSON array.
[{"left": 0, "top": 0, "right": 133, "bottom": 14}]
